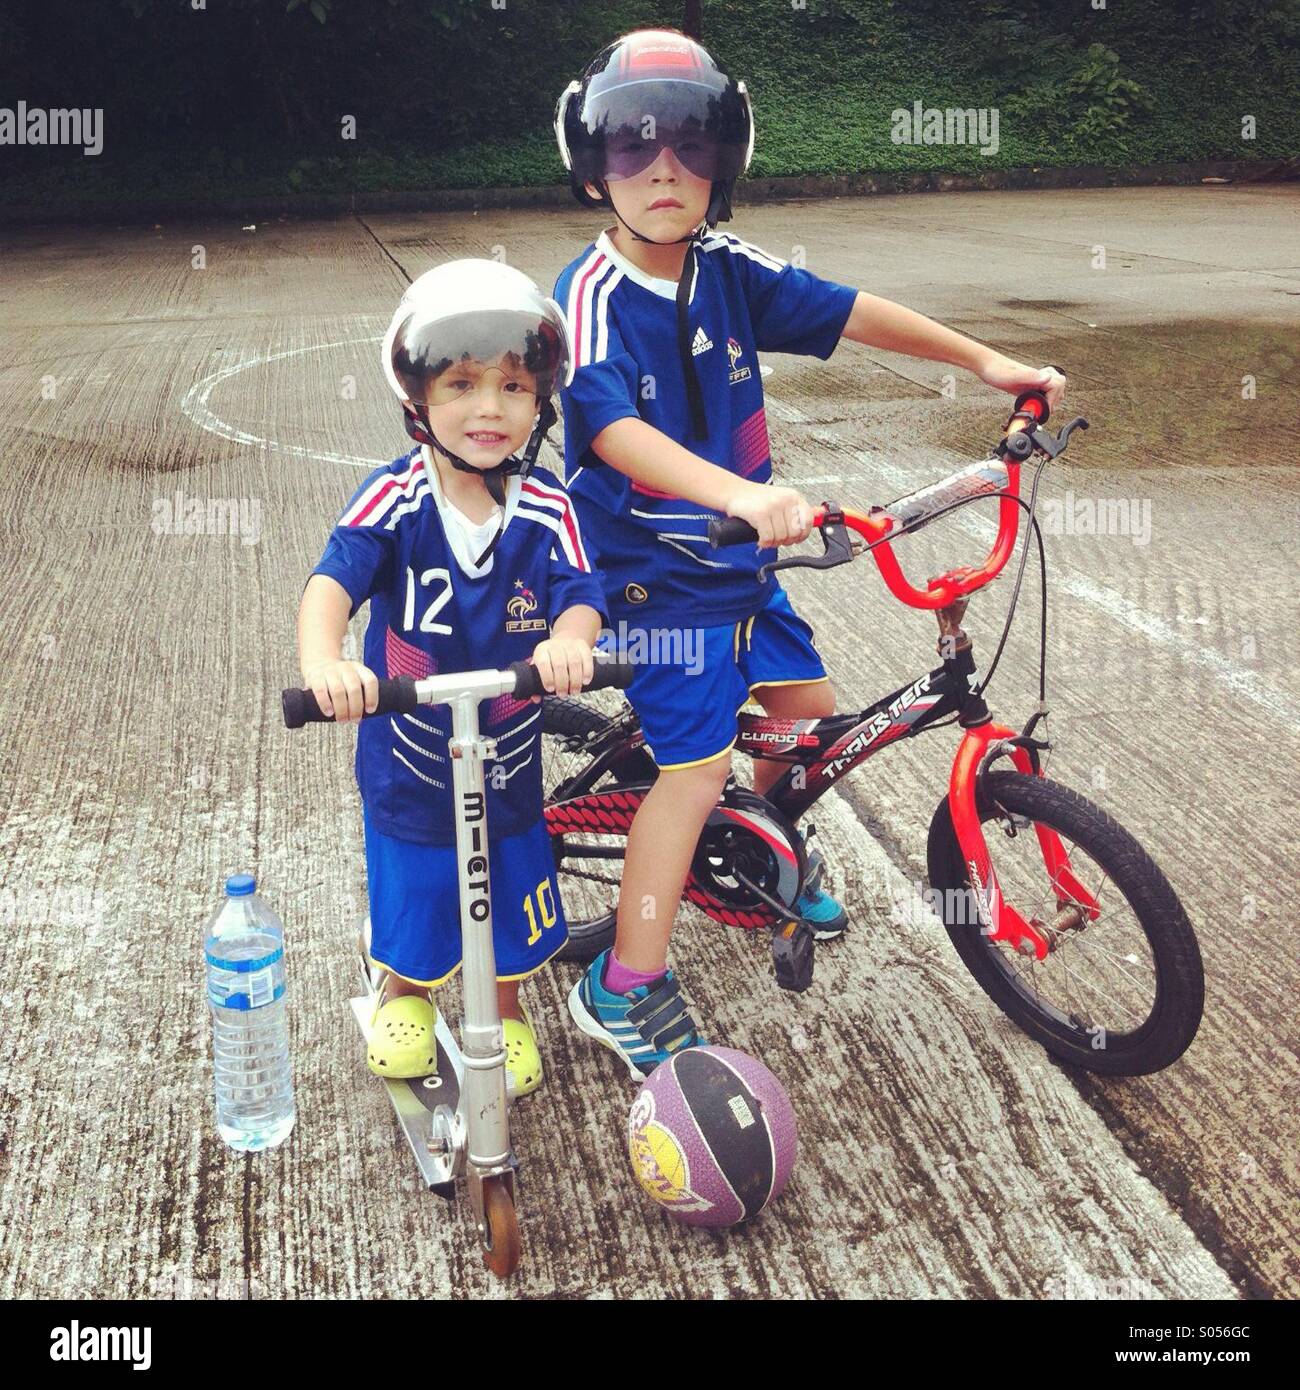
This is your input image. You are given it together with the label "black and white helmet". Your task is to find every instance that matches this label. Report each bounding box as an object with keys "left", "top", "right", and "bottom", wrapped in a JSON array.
[
  {"left": 555, "top": 28, "right": 754, "bottom": 228},
  {"left": 381, "top": 260, "right": 571, "bottom": 516}
]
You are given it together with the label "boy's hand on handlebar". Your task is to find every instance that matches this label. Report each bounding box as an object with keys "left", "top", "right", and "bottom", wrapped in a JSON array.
[
  {"left": 727, "top": 482, "right": 815, "bottom": 548},
  {"left": 529, "top": 637, "right": 595, "bottom": 702},
  {"left": 977, "top": 355, "right": 1066, "bottom": 415},
  {"left": 301, "top": 658, "right": 378, "bottom": 723}
]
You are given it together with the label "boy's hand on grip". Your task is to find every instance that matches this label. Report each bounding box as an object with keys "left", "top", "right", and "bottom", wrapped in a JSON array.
[
  {"left": 977, "top": 354, "right": 1066, "bottom": 415},
  {"left": 727, "top": 482, "right": 815, "bottom": 548},
  {"left": 529, "top": 637, "right": 594, "bottom": 702},
  {"left": 301, "top": 658, "right": 379, "bottom": 723}
]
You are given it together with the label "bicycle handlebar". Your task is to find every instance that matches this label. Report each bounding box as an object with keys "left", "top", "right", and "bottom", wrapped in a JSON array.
[
  {"left": 707, "top": 390, "right": 1059, "bottom": 610},
  {"left": 282, "top": 654, "right": 635, "bottom": 729}
]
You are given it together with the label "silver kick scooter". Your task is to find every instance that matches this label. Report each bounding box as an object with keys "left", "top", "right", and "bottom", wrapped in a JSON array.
[{"left": 284, "top": 653, "right": 631, "bottom": 1277}]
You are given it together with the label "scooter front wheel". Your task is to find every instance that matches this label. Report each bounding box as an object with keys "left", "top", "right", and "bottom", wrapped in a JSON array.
[{"left": 480, "top": 1174, "right": 521, "bottom": 1278}]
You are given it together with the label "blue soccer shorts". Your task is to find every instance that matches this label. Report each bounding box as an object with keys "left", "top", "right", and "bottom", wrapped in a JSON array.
[
  {"left": 610, "top": 583, "right": 828, "bottom": 769},
  {"left": 363, "top": 806, "right": 568, "bottom": 986}
]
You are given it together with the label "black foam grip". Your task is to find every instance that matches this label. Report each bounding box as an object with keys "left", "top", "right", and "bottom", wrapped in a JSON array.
[
  {"left": 509, "top": 656, "right": 636, "bottom": 701},
  {"left": 707, "top": 516, "right": 761, "bottom": 547},
  {"left": 508, "top": 661, "right": 544, "bottom": 701},
  {"left": 587, "top": 658, "right": 635, "bottom": 692},
  {"left": 282, "top": 676, "right": 419, "bottom": 728}
]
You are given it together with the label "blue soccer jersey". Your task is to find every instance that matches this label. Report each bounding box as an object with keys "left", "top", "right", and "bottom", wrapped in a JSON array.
[
  {"left": 554, "top": 228, "right": 857, "bottom": 626},
  {"left": 310, "top": 448, "right": 607, "bottom": 845}
]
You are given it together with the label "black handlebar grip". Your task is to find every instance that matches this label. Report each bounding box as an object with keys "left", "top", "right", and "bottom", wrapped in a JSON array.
[
  {"left": 586, "top": 658, "right": 635, "bottom": 692},
  {"left": 508, "top": 656, "right": 636, "bottom": 701},
  {"left": 282, "top": 676, "right": 420, "bottom": 729},
  {"left": 1010, "top": 388, "right": 1051, "bottom": 426},
  {"left": 707, "top": 516, "right": 761, "bottom": 548},
  {"left": 508, "top": 661, "right": 545, "bottom": 701}
]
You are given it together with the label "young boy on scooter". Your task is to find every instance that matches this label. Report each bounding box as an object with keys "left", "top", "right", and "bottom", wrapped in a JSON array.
[
  {"left": 298, "top": 260, "right": 605, "bottom": 1098},
  {"left": 552, "top": 29, "right": 1066, "bottom": 1079}
]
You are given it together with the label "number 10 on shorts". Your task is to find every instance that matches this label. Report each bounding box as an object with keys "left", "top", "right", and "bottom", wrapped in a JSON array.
[{"left": 522, "top": 879, "right": 558, "bottom": 946}]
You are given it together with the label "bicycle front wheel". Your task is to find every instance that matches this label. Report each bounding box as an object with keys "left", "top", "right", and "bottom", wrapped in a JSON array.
[{"left": 926, "top": 771, "right": 1204, "bottom": 1076}]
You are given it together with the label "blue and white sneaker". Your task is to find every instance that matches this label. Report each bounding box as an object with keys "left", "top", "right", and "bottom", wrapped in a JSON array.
[
  {"left": 567, "top": 950, "right": 705, "bottom": 1082},
  {"left": 795, "top": 834, "right": 849, "bottom": 940}
]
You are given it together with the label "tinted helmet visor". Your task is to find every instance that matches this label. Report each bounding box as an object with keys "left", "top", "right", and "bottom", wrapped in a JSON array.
[
  {"left": 390, "top": 309, "right": 564, "bottom": 407},
  {"left": 582, "top": 76, "right": 748, "bottom": 184}
]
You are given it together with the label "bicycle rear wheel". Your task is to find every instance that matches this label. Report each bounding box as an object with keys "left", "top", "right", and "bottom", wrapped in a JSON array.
[
  {"left": 541, "top": 696, "right": 648, "bottom": 963},
  {"left": 926, "top": 771, "right": 1204, "bottom": 1076}
]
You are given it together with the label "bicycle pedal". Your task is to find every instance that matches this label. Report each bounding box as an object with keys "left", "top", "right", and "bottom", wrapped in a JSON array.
[{"left": 772, "top": 918, "right": 816, "bottom": 993}]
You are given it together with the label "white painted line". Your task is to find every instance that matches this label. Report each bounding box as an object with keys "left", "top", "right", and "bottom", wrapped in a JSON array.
[{"left": 179, "top": 334, "right": 390, "bottom": 470}]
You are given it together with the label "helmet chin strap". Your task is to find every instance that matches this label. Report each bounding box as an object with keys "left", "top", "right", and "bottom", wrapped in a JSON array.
[
  {"left": 603, "top": 180, "right": 731, "bottom": 244},
  {"left": 610, "top": 202, "right": 700, "bottom": 246},
  {"left": 403, "top": 400, "right": 558, "bottom": 566},
  {"left": 604, "top": 184, "right": 713, "bottom": 442}
]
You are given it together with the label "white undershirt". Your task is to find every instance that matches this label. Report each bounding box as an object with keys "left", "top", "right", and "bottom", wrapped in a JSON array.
[
  {"left": 421, "top": 444, "right": 522, "bottom": 579},
  {"left": 596, "top": 227, "right": 699, "bottom": 303}
]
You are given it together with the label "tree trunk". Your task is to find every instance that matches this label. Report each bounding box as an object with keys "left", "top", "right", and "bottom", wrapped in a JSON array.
[{"left": 252, "top": 11, "right": 297, "bottom": 143}]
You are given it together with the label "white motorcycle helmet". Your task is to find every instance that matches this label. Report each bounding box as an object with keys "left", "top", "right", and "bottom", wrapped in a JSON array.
[
  {"left": 382, "top": 260, "right": 572, "bottom": 563},
  {"left": 383, "top": 258, "right": 572, "bottom": 410}
]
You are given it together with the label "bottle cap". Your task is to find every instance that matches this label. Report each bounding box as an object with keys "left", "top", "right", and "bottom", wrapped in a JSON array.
[{"left": 225, "top": 873, "right": 257, "bottom": 897}]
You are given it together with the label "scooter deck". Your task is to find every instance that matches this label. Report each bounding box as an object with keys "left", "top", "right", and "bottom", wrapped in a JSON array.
[{"left": 350, "top": 994, "right": 464, "bottom": 1199}]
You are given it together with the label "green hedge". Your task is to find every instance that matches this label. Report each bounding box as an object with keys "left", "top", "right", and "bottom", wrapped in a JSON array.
[{"left": 3, "top": 0, "right": 1297, "bottom": 215}]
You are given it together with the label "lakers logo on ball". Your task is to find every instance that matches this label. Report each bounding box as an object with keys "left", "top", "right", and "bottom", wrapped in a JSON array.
[
  {"left": 626, "top": 1047, "right": 797, "bottom": 1229},
  {"left": 628, "top": 1090, "right": 712, "bottom": 1215}
]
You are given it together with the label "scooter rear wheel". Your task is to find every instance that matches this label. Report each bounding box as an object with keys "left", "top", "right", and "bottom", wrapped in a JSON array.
[{"left": 481, "top": 1175, "right": 521, "bottom": 1278}]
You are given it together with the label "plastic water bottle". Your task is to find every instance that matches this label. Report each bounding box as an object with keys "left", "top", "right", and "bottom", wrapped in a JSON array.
[{"left": 205, "top": 874, "right": 296, "bottom": 1152}]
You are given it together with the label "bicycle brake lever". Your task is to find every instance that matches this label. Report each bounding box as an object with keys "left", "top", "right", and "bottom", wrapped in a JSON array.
[
  {"left": 756, "top": 511, "right": 857, "bottom": 582},
  {"left": 1055, "top": 416, "right": 1089, "bottom": 451},
  {"left": 999, "top": 416, "right": 1090, "bottom": 462}
]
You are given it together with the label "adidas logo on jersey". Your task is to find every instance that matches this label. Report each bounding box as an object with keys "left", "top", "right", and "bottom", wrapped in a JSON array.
[{"left": 690, "top": 326, "right": 713, "bottom": 356}]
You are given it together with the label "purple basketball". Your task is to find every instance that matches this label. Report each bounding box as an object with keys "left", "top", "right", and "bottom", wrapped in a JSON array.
[{"left": 627, "top": 1046, "right": 797, "bottom": 1228}]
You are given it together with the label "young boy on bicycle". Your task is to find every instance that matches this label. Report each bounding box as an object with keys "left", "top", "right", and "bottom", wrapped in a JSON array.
[
  {"left": 298, "top": 260, "right": 605, "bottom": 1098},
  {"left": 552, "top": 29, "right": 1066, "bottom": 1079}
]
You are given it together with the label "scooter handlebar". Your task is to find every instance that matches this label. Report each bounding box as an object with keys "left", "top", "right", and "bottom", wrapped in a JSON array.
[{"left": 282, "top": 656, "right": 635, "bottom": 728}]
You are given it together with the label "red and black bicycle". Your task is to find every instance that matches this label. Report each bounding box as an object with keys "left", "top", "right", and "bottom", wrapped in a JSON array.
[{"left": 541, "top": 393, "right": 1204, "bottom": 1076}]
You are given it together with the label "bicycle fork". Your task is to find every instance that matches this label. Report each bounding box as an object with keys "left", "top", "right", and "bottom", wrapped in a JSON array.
[{"left": 938, "top": 604, "right": 1100, "bottom": 960}]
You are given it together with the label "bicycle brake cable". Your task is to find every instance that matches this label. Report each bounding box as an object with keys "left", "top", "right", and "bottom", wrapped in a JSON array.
[
  {"left": 859, "top": 454, "right": 1052, "bottom": 734},
  {"left": 973, "top": 455, "right": 1050, "bottom": 699}
]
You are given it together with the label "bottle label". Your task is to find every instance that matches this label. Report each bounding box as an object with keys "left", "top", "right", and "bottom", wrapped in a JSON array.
[
  {"left": 204, "top": 946, "right": 283, "bottom": 973},
  {"left": 208, "top": 978, "right": 286, "bottom": 1011}
]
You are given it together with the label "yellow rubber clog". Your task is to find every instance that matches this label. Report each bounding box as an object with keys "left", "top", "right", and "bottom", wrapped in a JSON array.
[
  {"left": 504, "top": 1009, "right": 544, "bottom": 1100},
  {"left": 366, "top": 987, "right": 438, "bottom": 1080}
]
